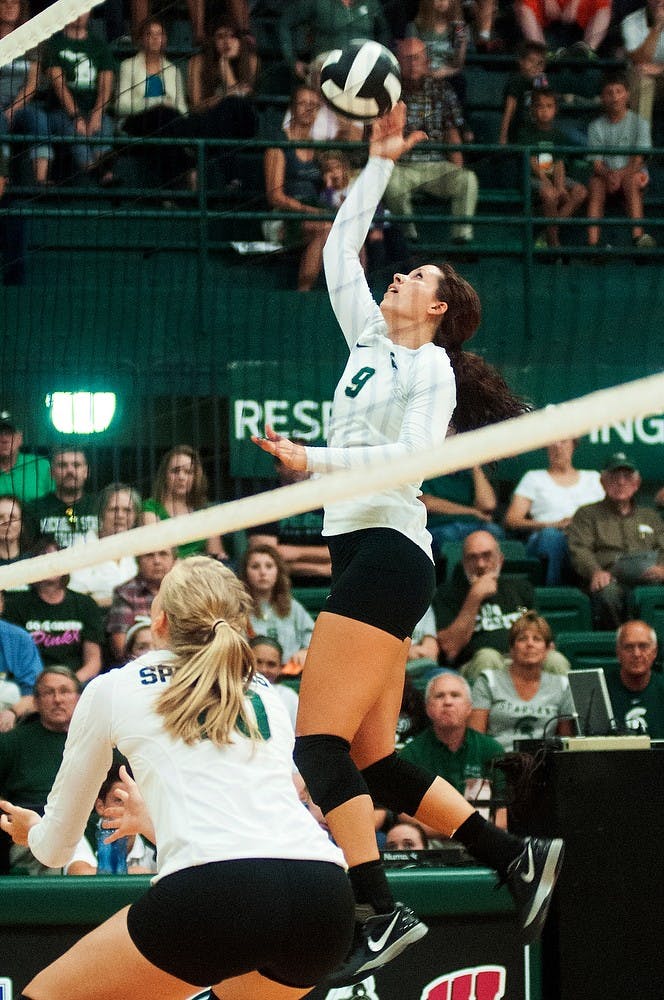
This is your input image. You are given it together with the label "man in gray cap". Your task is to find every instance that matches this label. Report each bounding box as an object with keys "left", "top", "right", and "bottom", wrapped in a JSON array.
[
  {"left": 567, "top": 452, "right": 664, "bottom": 628},
  {"left": 0, "top": 412, "right": 52, "bottom": 505}
]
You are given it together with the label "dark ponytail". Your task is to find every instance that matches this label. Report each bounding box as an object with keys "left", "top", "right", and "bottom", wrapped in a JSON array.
[{"left": 433, "top": 263, "right": 529, "bottom": 433}]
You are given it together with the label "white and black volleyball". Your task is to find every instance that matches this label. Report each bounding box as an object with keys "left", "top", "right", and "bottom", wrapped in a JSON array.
[{"left": 320, "top": 39, "right": 402, "bottom": 121}]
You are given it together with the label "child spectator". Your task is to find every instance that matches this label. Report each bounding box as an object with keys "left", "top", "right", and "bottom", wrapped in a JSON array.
[
  {"left": 66, "top": 764, "right": 158, "bottom": 875},
  {"left": 319, "top": 149, "right": 387, "bottom": 273},
  {"left": 518, "top": 88, "right": 588, "bottom": 247},
  {"left": 586, "top": 73, "right": 656, "bottom": 248},
  {"left": 499, "top": 41, "right": 549, "bottom": 144},
  {"left": 240, "top": 544, "right": 314, "bottom": 674}
]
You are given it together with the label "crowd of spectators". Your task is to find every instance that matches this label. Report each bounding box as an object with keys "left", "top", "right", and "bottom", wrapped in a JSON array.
[
  {"left": 0, "top": 407, "right": 663, "bottom": 875},
  {"left": 2, "top": 0, "right": 664, "bottom": 287}
]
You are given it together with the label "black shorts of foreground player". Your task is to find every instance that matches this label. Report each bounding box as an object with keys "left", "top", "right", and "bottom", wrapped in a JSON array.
[
  {"left": 253, "top": 104, "right": 564, "bottom": 986},
  {"left": 0, "top": 557, "right": 354, "bottom": 1000}
]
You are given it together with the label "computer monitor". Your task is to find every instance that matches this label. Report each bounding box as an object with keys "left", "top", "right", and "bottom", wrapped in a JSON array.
[{"left": 567, "top": 669, "right": 617, "bottom": 736}]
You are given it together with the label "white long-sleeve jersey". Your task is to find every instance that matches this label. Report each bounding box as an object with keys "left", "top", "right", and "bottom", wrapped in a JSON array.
[
  {"left": 310, "top": 157, "right": 456, "bottom": 558},
  {"left": 28, "top": 650, "right": 345, "bottom": 880}
]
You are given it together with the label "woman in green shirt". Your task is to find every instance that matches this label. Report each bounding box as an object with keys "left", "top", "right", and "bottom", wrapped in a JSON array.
[{"left": 141, "top": 445, "right": 228, "bottom": 561}]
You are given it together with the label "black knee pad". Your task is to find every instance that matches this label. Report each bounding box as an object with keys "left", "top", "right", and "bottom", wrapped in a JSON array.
[
  {"left": 362, "top": 752, "right": 435, "bottom": 817},
  {"left": 293, "top": 734, "right": 370, "bottom": 817}
]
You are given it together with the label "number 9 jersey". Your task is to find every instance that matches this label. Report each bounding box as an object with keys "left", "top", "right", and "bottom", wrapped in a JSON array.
[{"left": 306, "top": 157, "right": 457, "bottom": 558}]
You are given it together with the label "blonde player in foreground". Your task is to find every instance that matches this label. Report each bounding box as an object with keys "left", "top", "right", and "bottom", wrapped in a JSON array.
[
  {"left": 254, "top": 102, "right": 564, "bottom": 985},
  {"left": 0, "top": 557, "right": 355, "bottom": 1000}
]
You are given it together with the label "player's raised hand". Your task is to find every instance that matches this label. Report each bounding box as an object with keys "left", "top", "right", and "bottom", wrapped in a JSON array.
[
  {"left": 251, "top": 424, "right": 308, "bottom": 471},
  {"left": 369, "top": 102, "right": 427, "bottom": 162}
]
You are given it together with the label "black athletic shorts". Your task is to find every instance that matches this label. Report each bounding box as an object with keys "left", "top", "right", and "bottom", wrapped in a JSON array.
[
  {"left": 126, "top": 858, "right": 354, "bottom": 987},
  {"left": 326, "top": 527, "right": 436, "bottom": 641}
]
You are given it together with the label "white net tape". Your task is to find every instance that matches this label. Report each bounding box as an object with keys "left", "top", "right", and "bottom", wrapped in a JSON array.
[
  {"left": 1, "top": 371, "right": 662, "bottom": 591},
  {"left": 0, "top": 0, "right": 102, "bottom": 68}
]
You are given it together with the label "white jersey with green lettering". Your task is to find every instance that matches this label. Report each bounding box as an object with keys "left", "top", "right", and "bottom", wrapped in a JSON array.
[
  {"left": 28, "top": 650, "right": 345, "bottom": 880},
  {"left": 307, "top": 156, "right": 456, "bottom": 557}
]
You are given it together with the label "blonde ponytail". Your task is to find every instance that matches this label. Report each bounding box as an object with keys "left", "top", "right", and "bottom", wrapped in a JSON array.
[{"left": 155, "top": 557, "right": 262, "bottom": 746}]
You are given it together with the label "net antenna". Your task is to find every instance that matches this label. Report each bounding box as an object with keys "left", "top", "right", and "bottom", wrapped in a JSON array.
[{"left": 0, "top": 0, "right": 102, "bottom": 68}]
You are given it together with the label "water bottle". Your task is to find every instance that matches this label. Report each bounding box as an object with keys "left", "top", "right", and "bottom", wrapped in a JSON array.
[{"left": 96, "top": 820, "right": 128, "bottom": 875}]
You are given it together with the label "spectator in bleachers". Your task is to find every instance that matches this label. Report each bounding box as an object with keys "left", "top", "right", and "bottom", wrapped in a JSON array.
[
  {"left": 0, "top": 494, "right": 33, "bottom": 566},
  {"left": 65, "top": 762, "right": 158, "bottom": 875},
  {"left": 401, "top": 673, "right": 507, "bottom": 794},
  {"left": 116, "top": 18, "right": 191, "bottom": 192},
  {"left": 421, "top": 463, "right": 503, "bottom": 555},
  {"left": 68, "top": 483, "right": 140, "bottom": 607},
  {"left": 384, "top": 819, "right": 430, "bottom": 849},
  {"left": 3, "top": 536, "right": 104, "bottom": 683},
  {"left": 604, "top": 619, "right": 664, "bottom": 737},
  {"left": 141, "top": 444, "right": 229, "bottom": 560},
  {"left": 0, "top": 0, "right": 43, "bottom": 176},
  {"left": 241, "top": 544, "right": 314, "bottom": 673},
  {"left": 0, "top": 665, "right": 81, "bottom": 874},
  {"left": 504, "top": 437, "right": 604, "bottom": 585},
  {"left": 622, "top": 0, "right": 664, "bottom": 128},
  {"left": 514, "top": 0, "right": 611, "bottom": 55},
  {"left": 408, "top": 605, "right": 440, "bottom": 666},
  {"left": 396, "top": 674, "right": 429, "bottom": 748},
  {"left": 278, "top": 0, "right": 390, "bottom": 83},
  {"left": 248, "top": 447, "right": 332, "bottom": 585},
  {"left": 469, "top": 610, "right": 575, "bottom": 750},
  {"left": 124, "top": 615, "right": 153, "bottom": 659},
  {"left": 249, "top": 635, "right": 299, "bottom": 728},
  {"left": 26, "top": 448, "right": 98, "bottom": 548},
  {"left": 0, "top": 593, "right": 43, "bottom": 731},
  {"left": 518, "top": 89, "right": 588, "bottom": 248},
  {"left": 263, "top": 85, "right": 332, "bottom": 290},
  {"left": 586, "top": 72, "right": 656, "bottom": 248},
  {"left": 0, "top": 411, "right": 52, "bottom": 504},
  {"left": 39, "top": 12, "right": 116, "bottom": 183},
  {"left": 189, "top": 16, "right": 258, "bottom": 104},
  {"left": 433, "top": 529, "right": 570, "bottom": 678},
  {"left": 567, "top": 451, "right": 664, "bottom": 628},
  {"left": 383, "top": 36, "right": 477, "bottom": 243},
  {"left": 498, "top": 40, "right": 549, "bottom": 145},
  {"left": 319, "top": 149, "right": 392, "bottom": 274},
  {"left": 106, "top": 548, "right": 176, "bottom": 663},
  {"left": 405, "top": 0, "right": 468, "bottom": 107}
]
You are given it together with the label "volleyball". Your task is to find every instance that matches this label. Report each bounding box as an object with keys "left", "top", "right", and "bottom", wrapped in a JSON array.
[{"left": 319, "top": 40, "right": 402, "bottom": 121}]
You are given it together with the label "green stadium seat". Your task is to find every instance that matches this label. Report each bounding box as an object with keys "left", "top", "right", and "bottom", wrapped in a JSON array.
[
  {"left": 554, "top": 631, "right": 617, "bottom": 672},
  {"left": 630, "top": 586, "right": 664, "bottom": 667},
  {"left": 533, "top": 587, "right": 592, "bottom": 636},
  {"left": 292, "top": 586, "right": 330, "bottom": 618}
]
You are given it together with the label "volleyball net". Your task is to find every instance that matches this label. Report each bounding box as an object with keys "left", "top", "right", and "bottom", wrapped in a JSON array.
[{"left": 1, "top": 371, "right": 662, "bottom": 592}]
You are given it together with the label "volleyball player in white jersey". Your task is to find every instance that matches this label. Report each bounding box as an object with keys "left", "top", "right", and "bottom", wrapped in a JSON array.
[
  {"left": 253, "top": 104, "right": 564, "bottom": 984},
  {"left": 0, "top": 557, "right": 354, "bottom": 1000}
]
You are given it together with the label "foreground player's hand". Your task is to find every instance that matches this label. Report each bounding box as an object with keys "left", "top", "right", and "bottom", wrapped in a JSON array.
[
  {"left": 251, "top": 425, "right": 307, "bottom": 471},
  {"left": 0, "top": 799, "right": 41, "bottom": 846},
  {"left": 369, "top": 102, "right": 427, "bottom": 162},
  {"left": 101, "top": 764, "right": 156, "bottom": 843}
]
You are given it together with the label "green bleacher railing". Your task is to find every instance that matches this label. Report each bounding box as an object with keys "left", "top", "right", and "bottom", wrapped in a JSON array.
[{"left": 5, "top": 133, "right": 663, "bottom": 342}]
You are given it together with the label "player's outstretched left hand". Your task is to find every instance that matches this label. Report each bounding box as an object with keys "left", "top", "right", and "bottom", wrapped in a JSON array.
[
  {"left": 251, "top": 424, "right": 308, "bottom": 471},
  {"left": 369, "top": 102, "right": 427, "bottom": 162},
  {"left": 0, "top": 799, "right": 41, "bottom": 846}
]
